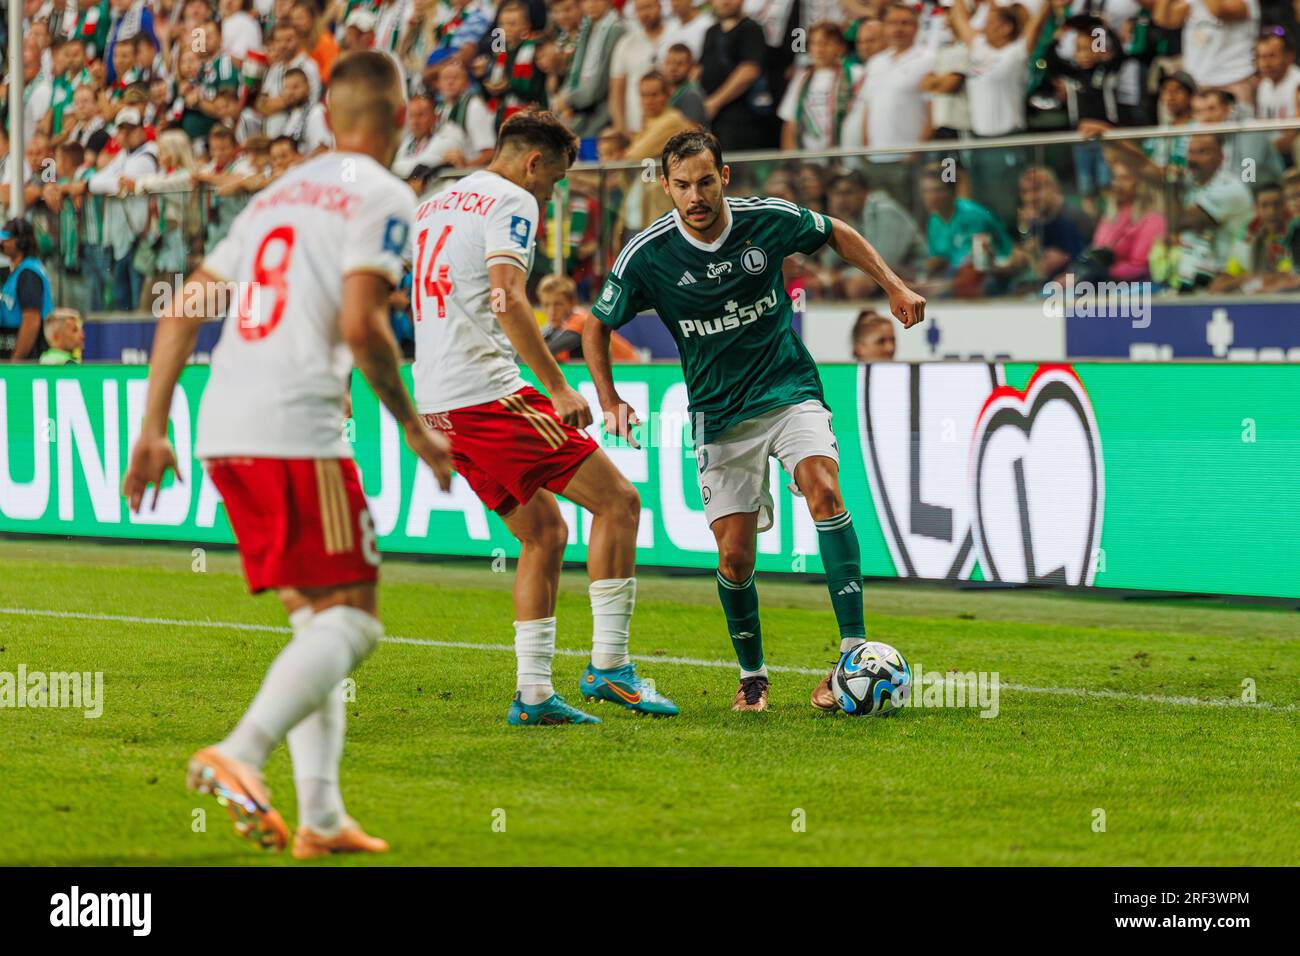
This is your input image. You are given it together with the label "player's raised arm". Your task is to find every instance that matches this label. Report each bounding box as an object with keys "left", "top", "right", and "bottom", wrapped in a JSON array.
[
  {"left": 340, "top": 272, "right": 453, "bottom": 492},
  {"left": 826, "top": 216, "right": 927, "bottom": 329},
  {"left": 123, "top": 269, "right": 222, "bottom": 512},
  {"left": 487, "top": 262, "right": 592, "bottom": 430}
]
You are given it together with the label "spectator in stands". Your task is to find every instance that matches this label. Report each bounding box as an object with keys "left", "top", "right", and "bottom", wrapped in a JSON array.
[
  {"left": 549, "top": 0, "right": 585, "bottom": 78},
  {"left": 475, "top": 0, "right": 548, "bottom": 127},
  {"left": 259, "top": 21, "right": 323, "bottom": 125},
  {"left": 16, "top": 38, "right": 54, "bottom": 140},
  {"left": 1256, "top": 32, "right": 1300, "bottom": 159},
  {"left": 538, "top": 274, "right": 642, "bottom": 362},
  {"left": 433, "top": 58, "right": 497, "bottom": 166},
  {"left": 42, "top": 142, "right": 89, "bottom": 311},
  {"left": 699, "top": 0, "right": 769, "bottom": 152},
  {"left": 393, "top": 92, "right": 466, "bottom": 176},
  {"left": 88, "top": 106, "right": 159, "bottom": 310},
  {"left": 920, "top": 163, "right": 1012, "bottom": 297},
  {"left": 998, "top": 166, "right": 1092, "bottom": 288},
  {"left": 609, "top": 0, "right": 672, "bottom": 135},
  {"left": 104, "top": 0, "right": 159, "bottom": 86},
  {"left": 39, "top": 308, "right": 84, "bottom": 365},
  {"left": 269, "top": 134, "right": 303, "bottom": 178},
  {"left": 342, "top": 8, "right": 377, "bottom": 53},
  {"left": 825, "top": 167, "right": 925, "bottom": 294},
  {"left": 949, "top": 0, "right": 1048, "bottom": 227},
  {"left": 663, "top": 0, "right": 715, "bottom": 61},
  {"left": 852, "top": 14, "right": 883, "bottom": 69},
  {"left": 59, "top": 85, "right": 106, "bottom": 149},
  {"left": 291, "top": 1, "right": 338, "bottom": 83},
  {"left": 662, "top": 43, "right": 707, "bottom": 125},
  {"left": 1150, "top": 133, "right": 1254, "bottom": 290},
  {"left": 855, "top": 4, "right": 933, "bottom": 206},
  {"left": 1081, "top": 153, "right": 1167, "bottom": 282},
  {"left": 1192, "top": 88, "right": 1284, "bottom": 183},
  {"left": 1050, "top": 20, "right": 1126, "bottom": 208},
  {"left": 1212, "top": 180, "right": 1293, "bottom": 290},
  {"left": 220, "top": 0, "right": 265, "bottom": 64},
  {"left": 851, "top": 310, "right": 896, "bottom": 362},
  {"left": 795, "top": 162, "right": 831, "bottom": 214},
  {"left": 779, "top": 21, "right": 852, "bottom": 153},
  {"left": 554, "top": 0, "right": 625, "bottom": 139},
  {"left": 920, "top": 7, "right": 970, "bottom": 142},
  {"left": 1154, "top": 0, "right": 1260, "bottom": 109}
]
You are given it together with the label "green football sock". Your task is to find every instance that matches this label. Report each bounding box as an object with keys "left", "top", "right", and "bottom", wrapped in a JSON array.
[
  {"left": 816, "top": 511, "right": 866, "bottom": 646},
  {"left": 716, "top": 570, "right": 764, "bottom": 675}
]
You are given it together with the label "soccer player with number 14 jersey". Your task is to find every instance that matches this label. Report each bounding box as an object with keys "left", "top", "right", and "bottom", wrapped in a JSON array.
[
  {"left": 410, "top": 111, "right": 677, "bottom": 725},
  {"left": 584, "top": 129, "right": 926, "bottom": 713}
]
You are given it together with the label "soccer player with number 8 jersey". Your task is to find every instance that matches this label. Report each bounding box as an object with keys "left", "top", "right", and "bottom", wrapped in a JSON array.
[
  {"left": 410, "top": 111, "right": 678, "bottom": 725},
  {"left": 123, "top": 53, "right": 455, "bottom": 857}
]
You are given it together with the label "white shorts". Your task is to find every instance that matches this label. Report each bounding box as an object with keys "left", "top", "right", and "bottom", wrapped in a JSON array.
[{"left": 696, "top": 400, "right": 839, "bottom": 533}]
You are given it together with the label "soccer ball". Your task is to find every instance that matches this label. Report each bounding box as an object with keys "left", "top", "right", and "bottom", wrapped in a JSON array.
[{"left": 831, "top": 641, "right": 912, "bottom": 717}]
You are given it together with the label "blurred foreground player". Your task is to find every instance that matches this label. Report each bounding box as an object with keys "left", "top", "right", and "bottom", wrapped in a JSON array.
[
  {"left": 123, "top": 52, "right": 453, "bottom": 856},
  {"left": 410, "top": 111, "right": 677, "bottom": 725},
  {"left": 584, "top": 129, "right": 925, "bottom": 713}
]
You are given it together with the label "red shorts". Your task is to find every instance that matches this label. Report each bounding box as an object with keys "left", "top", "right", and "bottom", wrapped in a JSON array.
[
  {"left": 207, "top": 457, "right": 380, "bottom": 594},
  {"left": 424, "top": 385, "right": 598, "bottom": 515}
]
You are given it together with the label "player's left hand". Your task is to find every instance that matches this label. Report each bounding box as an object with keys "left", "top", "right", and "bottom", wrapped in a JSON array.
[
  {"left": 123, "top": 435, "right": 180, "bottom": 512},
  {"left": 889, "top": 285, "right": 927, "bottom": 329}
]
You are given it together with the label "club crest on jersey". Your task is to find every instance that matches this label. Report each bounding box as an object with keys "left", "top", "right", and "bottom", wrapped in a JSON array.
[
  {"left": 678, "top": 289, "right": 779, "bottom": 338},
  {"left": 741, "top": 247, "right": 767, "bottom": 275},
  {"left": 706, "top": 261, "right": 732, "bottom": 279},
  {"left": 594, "top": 281, "right": 622, "bottom": 315},
  {"left": 509, "top": 215, "right": 532, "bottom": 249}
]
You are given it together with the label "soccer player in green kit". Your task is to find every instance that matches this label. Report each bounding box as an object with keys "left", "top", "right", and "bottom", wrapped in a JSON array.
[{"left": 582, "top": 130, "right": 926, "bottom": 713}]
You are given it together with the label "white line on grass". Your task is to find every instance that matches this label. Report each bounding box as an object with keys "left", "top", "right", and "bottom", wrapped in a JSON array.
[{"left": 1, "top": 606, "right": 1292, "bottom": 712}]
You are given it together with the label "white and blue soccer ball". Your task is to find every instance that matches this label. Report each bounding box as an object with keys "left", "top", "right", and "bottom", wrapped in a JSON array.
[{"left": 831, "top": 641, "right": 912, "bottom": 717}]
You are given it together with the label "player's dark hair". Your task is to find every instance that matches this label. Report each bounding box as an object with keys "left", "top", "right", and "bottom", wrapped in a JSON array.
[
  {"left": 495, "top": 109, "right": 579, "bottom": 166},
  {"left": 661, "top": 128, "right": 722, "bottom": 176}
]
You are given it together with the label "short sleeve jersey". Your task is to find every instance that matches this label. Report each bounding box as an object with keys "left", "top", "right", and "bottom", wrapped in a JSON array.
[
  {"left": 593, "top": 196, "right": 831, "bottom": 444},
  {"left": 410, "top": 168, "right": 540, "bottom": 412},
  {"left": 195, "top": 152, "right": 414, "bottom": 460}
]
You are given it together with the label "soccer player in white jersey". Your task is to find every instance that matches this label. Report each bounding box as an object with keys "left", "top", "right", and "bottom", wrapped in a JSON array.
[
  {"left": 410, "top": 110, "right": 678, "bottom": 725},
  {"left": 122, "top": 52, "right": 454, "bottom": 857}
]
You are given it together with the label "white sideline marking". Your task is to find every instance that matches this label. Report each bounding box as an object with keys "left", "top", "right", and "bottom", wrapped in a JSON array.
[{"left": 1, "top": 606, "right": 1293, "bottom": 712}]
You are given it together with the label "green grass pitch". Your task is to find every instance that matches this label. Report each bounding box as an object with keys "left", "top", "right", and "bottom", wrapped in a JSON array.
[{"left": 0, "top": 538, "right": 1296, "bottom": 867}]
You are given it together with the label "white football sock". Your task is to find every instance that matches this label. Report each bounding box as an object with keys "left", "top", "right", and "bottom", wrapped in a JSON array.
[
  {"left": 287, "top": 681, "right": 347, "bottom": 835},
  {"left": 840, "top": 636, "right": 867, "bottom": 654},
  {"left": 515, "top": 617, "right": 557, "bottom": 705},
  {"left": 740, "top": 664, "right": 769, "bottom": 680},
  {"left": 589, "top": 577, "right": 635, "bottom": 669},
  {"left": 219, "top": 605, "right": 382, "bottom": 770}
]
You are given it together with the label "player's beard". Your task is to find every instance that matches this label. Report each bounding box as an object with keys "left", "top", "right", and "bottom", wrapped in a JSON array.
[{"left": 680, "top": 198, "right": 721, "bottom": 232}]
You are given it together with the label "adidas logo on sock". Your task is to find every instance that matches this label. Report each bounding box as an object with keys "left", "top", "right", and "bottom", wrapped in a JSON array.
[
  {"left": 677, "top": 270, "right": 697, "bottom": 286},
  {"left": 836, "top": 581, "right": 862, "bottom": 596}
]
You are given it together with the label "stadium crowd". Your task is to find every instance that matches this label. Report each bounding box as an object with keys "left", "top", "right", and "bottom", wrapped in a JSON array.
[{"left": 3, "top": 0, "right": 1300, "bottom": 362}]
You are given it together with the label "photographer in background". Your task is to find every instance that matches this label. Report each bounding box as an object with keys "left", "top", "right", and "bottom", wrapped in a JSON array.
[{"left": 0, "top": 220, "right": 54, "bottom": 362}]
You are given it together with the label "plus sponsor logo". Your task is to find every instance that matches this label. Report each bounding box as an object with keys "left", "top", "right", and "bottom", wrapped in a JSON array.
[{"left": 677, "top": 289, "right": 779, "bottom": 339}]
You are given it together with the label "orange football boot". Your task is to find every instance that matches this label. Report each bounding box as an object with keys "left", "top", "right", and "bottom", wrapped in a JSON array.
[
  {"left": 292, "top": 821, "right": 390, "bottom": 860},
  {"left": 187, "top": 746, "right": 289, "bottom": 851}
]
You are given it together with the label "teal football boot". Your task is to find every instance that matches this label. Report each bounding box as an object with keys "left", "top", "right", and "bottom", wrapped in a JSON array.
[
  {"left": 507, "top": 692, "right": 601, "bottom": 726},
  {"left": 580, "top": 662, "right": 679, "bottom": 717}
]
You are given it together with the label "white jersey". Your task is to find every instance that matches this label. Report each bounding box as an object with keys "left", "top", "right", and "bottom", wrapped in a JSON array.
[
  {"left": 410, "top": 168, "right": 539, "bottom": 412},
  {"left": 195, "top": 152, "right": 414, "bottom": 460}
]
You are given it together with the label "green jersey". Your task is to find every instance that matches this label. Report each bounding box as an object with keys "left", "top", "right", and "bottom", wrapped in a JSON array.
[{"left": 593, "top": 196, "right": 832, "bottom": 443}]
